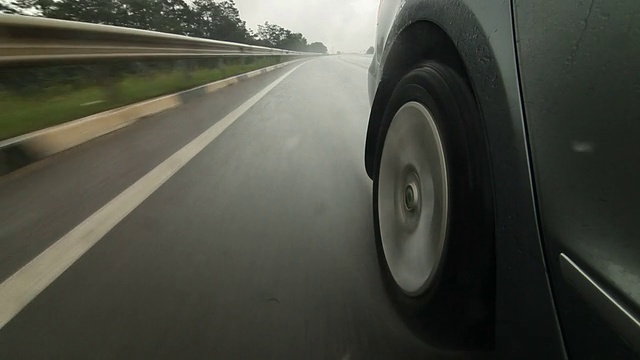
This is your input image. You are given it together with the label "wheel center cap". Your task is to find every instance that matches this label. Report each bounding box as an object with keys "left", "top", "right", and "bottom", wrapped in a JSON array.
[{"left": 404, "top": 183, "right": 419, "bottom": 212}]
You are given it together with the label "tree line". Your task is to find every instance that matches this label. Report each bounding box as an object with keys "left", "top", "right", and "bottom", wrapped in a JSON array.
[{"left": 1, "top": 0, "right": 328, "bottom": 53}]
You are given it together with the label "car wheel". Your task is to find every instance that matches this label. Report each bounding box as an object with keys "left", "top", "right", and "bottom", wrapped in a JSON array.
[{"left": 373, "top": 62, "right": 494, "bottom": 350}]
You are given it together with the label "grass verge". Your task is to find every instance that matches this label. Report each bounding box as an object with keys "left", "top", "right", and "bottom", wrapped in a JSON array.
[{"left": 0, "top": 58, "right": 283, "bottom": 141}]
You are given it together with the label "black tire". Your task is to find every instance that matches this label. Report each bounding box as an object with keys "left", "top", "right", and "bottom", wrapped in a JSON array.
[{"left": 372, "top": 62, "right": 495, "bottom": 350}]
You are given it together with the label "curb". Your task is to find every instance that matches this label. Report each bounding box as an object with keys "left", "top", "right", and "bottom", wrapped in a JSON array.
[{"left": 0, "top": 59, "right": 301, "bottom": 175}]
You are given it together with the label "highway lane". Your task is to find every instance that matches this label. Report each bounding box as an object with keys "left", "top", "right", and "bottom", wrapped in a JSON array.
[{"left": 0, "top": 56, "right": 467, "bottom": 359}]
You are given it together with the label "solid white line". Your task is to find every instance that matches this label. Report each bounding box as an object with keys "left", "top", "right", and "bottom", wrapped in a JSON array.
[{"left": 0, "top": 62, "right": 306, "bottom": 330}]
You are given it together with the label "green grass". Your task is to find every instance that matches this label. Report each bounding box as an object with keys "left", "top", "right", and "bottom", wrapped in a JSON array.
[{"left": 0, "top": 58, "right": 283, "bottom": 141}]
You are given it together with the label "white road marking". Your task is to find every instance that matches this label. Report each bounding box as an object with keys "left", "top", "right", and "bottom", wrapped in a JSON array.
[{"left": 0, "top": 62, "right": 305, "bottom": 330}]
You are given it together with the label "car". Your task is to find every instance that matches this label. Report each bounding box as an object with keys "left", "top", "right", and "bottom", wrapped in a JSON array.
[{"left": 364, "top": 0, "right": 640, "bottom": 358}]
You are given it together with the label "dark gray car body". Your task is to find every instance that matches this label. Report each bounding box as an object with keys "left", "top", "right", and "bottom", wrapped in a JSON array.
[{"left": 365, "top": 0, "right": 640, "bottom": 358}]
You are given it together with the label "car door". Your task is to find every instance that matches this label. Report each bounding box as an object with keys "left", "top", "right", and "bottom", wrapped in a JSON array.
[{"left": 513, "top": 0, "right": 640, "bottom": 358}]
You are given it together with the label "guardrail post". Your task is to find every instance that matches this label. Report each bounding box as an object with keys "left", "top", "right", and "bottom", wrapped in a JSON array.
[
  {"left": 98, "top": 63, "right": 119, "bottom": 104},
  {"left": 176, "top": 59, "right": 193, "bottom": 82}
]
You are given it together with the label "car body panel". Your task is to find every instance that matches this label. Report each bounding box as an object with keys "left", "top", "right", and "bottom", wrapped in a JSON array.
[
  {"left": 367, "top": 0, "right": 566, "bottom": 357},
  {"left": 513, "top": 0, "right": 640, "bottom": 357}
]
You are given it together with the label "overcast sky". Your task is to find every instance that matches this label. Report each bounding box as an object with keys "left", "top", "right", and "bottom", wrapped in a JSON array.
[{"left": 233, "top": 0, "right": 377, "bottom": 53}]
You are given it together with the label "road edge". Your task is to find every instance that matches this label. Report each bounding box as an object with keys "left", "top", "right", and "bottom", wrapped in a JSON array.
[{"left": 0, "top": 59, "right": 303, "bottom": 175}]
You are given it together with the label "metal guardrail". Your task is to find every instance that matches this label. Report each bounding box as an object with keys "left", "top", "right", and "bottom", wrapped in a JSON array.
[{"left": 0, "top": 14, "right": 318, "bottom": 65}]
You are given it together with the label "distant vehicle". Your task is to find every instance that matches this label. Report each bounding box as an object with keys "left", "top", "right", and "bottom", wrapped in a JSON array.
[{"left": 364, "top": 0, "right": 640, "bottom": 358}]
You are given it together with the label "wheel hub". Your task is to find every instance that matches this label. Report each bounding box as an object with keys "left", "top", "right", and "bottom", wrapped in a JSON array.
[{"left": 404, "top": 183, "right": 418, "bottom": 212}]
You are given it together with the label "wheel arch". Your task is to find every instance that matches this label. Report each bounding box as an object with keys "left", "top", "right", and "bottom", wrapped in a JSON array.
[
  {"left": 365, "top": 0, "right": 515, "bottom": 180},
  {"left": 364, "top": 20, "right": 470, "bottom": 178}
]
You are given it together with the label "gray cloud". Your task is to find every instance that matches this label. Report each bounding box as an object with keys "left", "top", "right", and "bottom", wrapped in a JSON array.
[{"left": 234, "top": 0, "right": 377, "bottom": 53}]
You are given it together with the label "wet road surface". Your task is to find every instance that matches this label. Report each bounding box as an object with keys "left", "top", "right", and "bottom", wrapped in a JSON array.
[{"left": 0, "top": 56, "right": 468, "bottom": 359}]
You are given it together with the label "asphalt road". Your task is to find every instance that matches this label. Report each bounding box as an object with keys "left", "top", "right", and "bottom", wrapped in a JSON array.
[{"left": 0, "top": 55, "right": 466, "bottom": 359}]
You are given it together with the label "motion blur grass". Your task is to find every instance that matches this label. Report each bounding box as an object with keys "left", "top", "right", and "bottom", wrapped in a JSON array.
[{"left": 0, "top": 58, "right": 282, "bottom": 141}]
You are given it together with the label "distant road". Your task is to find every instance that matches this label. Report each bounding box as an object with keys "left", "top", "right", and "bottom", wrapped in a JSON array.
[
  {"left": 338, "top": 54, "right": 373, "bottom": 70},
  {"left": 0, "top": 56, "right": 464, "bottom": 359}
]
